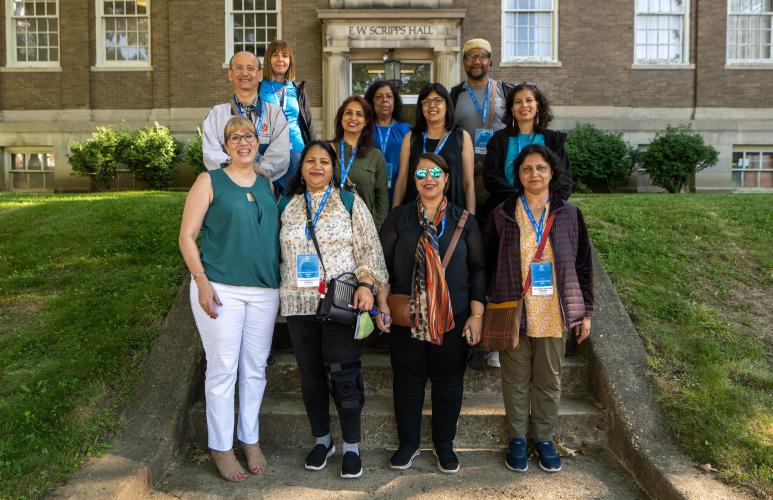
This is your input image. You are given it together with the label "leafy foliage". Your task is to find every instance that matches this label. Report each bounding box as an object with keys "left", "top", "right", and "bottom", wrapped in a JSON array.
[
  {"left": 67, "top": 127, "right": 131, "bottom": 191},
  {"left": 124, "top": 123, "right": 181, "bottom": 189},
  {"left": 185, "top": 128, "right": 206, "bottom": 174},
  {"left": 639, "top": 124, "right": 719, "bottom": 193},
  {"left": 564, "top": 123, "right": 637, "bottom": 193}
]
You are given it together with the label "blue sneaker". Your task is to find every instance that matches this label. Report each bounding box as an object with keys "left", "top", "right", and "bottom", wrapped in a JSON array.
[
  {"left": 505, "top": 437, "right": 528, "bottom": 472},
  {"left": 534, "top": 441, "right": 562, "bottom": 472}
]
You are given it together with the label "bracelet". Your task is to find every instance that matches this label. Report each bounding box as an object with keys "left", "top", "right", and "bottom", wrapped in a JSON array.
[
  {"left": 471, "top": 313, "right": 483, "bottom": 319},
  {"left": 191, "top": 271, "right": 206, "bottom": 281},
  {"left": 357, "top": 282, "right": 376, "bottom": 294}
]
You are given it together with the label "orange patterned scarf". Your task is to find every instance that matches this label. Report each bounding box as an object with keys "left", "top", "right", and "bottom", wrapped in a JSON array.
[{"left": 411, "top": 198, "right": 455, "bottom": 344}]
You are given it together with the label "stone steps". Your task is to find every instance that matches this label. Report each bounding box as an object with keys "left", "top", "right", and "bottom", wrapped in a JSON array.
[
  {"left": 187, "top": 392, "right": 606, "bottom": 451},
  {"left": 262, "top": 351, "right": 589, "bottom": 396}
]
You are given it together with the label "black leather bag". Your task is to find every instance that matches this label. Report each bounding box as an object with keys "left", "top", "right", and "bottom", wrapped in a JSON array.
[{"left": 315, "top": 272, "right": 359, "bottom": 326}]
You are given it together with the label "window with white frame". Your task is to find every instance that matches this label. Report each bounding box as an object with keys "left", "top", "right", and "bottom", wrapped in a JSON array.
[
  {"left": 5, "top": 0, "right": 60, "bottom": 67},
  {"left": 732, "top": 148, "right": 773, "bottom": 188},
  {"left": 502, "top": 0, "right": 558, "bottom": 63},
  {"left": 727, "top": 0, "right": 773, "bottom": 65},
  {"left": 7, "top": 149, "right": 56, "bottom": 191},
  {"left": 95, "top": 0, "right": 151, "bottom": 67},
  {"left": 634, "top": 0, "right": 689, "bottom": 65},
  {"left": 225, "top": 0, "right": 280, "bottom": 61}
]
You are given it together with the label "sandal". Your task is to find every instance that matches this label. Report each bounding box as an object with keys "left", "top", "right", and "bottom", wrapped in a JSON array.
[
  {"left": 211, "top": 449, "right": 248, "bottom": 482},
  {"left": 242, "top": 442, "right": 268, "bottom": 474}
]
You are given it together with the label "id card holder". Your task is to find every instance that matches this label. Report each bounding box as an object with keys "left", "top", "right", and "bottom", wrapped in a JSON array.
[
  {"left": 530, "top": 261, "right": 554, "bottom": 296},
  {"left": 296, "top": 254, "right": 320, "bottom": 288},
  {"left": 386, "top": 162, "right": 394, "bottom": 188},
  {"left": 474, "top": 128, "right": 493, "bottom": 155}
]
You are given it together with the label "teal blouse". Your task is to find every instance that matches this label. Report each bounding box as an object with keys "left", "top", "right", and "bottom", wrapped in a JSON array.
[{"left": 200, "top": 168, "right": 280, "bottom": 288}]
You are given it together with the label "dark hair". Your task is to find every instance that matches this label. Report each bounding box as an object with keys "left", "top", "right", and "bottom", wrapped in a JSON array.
[
  {"left": 332, "top": 95, "right": 374, "bottom": 158},
  {"left": 413, "top": 83, "right": 455, "bottom": 134},
  {"left": 363, "top": 80, "right": 404, "bottom": 123},
  {"left": 416, "top": 152, "right": 451, "bottom": 175},
  {"left": 503, "top": 82, "right": 554, "bottom": 133},
  {"left": 286, "top": 140, "right": 340, "bottom": 195},
  {"left": 511, "top": 144, "right": 563, "bottom": 193}
]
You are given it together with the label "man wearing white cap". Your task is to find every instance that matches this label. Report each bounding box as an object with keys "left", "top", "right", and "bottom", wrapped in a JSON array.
[{"left": 451, "top": 39, "right": 513, "bottom": 369}]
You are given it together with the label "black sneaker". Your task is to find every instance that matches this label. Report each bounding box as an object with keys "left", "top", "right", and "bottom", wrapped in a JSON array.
[
  {"left": 390, "top": 446, "right": 420, "bottom": 470},
  {"left": 433, "top": 447, "right": 459, "bottom": 474},
  {"left": 304, "top": 442, "right": 335, "bottom": 471},
  {"left": 341, "top": 451, "right": 363, "bottom": 478}
]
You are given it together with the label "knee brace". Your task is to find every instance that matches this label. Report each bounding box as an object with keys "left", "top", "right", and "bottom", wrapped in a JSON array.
[{"left": 326, "top": 359, "right": 364, "bottom": 410}]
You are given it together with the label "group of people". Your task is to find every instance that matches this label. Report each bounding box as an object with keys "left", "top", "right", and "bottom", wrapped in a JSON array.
[{"left": 179, "top": 37, "right": 593, "bottom": 483}]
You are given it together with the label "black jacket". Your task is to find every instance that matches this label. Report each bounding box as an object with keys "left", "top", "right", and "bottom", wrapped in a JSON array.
[
  {"left": 450, "top": 80, "right": 516, "bottom": 110},
  {"left": 483, "top": 127, "right": 573, "bottom": 210},
  {"left": 296, "top": 81, "right": 315, "bottom": 144}
]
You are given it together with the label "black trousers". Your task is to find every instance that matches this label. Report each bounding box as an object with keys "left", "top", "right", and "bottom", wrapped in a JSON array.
[
  {"left": 388, "top": 313, "right": 469, "bottom": 450},
  {"left": 287, "top": 315, "right": 363, "bottom": 443}
]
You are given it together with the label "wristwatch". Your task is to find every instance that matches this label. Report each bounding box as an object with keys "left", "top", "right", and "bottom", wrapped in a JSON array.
[{"left": 357, "top": 282, "right": 376, "bottom": 294}]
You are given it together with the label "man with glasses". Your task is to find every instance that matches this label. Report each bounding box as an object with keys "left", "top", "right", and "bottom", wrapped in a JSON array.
[
  {"left": 450, "top": 39, "right": 514, "bottom": 370},
  {"left": 202, "top": 51, "right": 290, "bottom": 183}
]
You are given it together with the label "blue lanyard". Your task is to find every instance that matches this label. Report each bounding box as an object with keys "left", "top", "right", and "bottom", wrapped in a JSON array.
[
  {"left": 517, "top": 132, "right": 536, "bottom": 155},
  {"left": 422, "top": 131, "right": 451, "bottom": 155},
  {"left": 376, "top": 123, "right": 394, "bottom": 153},
  {"left": 339, "top": 140, "right": 358, "bottom": 187},
  {"left": 271, "top": 81, "right": 287, "bottom": 112},
  {"left": 521, "top": 194, "right": 548, "bottom": 245},
  {"left": 466, "top": 79, "right": 492, "bottom": 123},
  {"left": 304, "top": 186, "right": 332, "bottom": 240},
  {"left": 233, "top": 95, "right": 265, "bottom": 138}
]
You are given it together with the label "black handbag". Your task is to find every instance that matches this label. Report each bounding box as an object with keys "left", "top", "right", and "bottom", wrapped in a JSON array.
[
  {"left": 304, "top": 194, "right": 359, "bottom": 327},
  {"left": 315, "top": 272, "right": 359, "bottom": 326}
]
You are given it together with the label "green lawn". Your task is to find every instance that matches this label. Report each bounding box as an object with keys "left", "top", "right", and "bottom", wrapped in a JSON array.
[
  {"left": 0, "top": 192, "right": 186, "bottom": 498},
  {"left": 575, "top": 193, "right": 772, "bottom": 496}
]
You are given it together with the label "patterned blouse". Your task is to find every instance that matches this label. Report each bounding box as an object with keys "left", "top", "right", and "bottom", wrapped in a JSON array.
[
  {"left": 516, "top": 198, "right": 564, "bottom": 338},
  {"left": 279, "top": 188, "right": 389, "bottom": 317}
]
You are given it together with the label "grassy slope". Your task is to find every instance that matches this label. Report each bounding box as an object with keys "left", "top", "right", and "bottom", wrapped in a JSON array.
[
  {"left": 0, "top": 192, "right": 185, "bottom": 498},
  {"left": 575, "top": 193, "right": 772, "bottom": 496}
]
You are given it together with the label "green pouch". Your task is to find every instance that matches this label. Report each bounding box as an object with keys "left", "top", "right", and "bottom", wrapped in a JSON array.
[{"left": 353, "top": 311, "right": 375, "bottom": 340}]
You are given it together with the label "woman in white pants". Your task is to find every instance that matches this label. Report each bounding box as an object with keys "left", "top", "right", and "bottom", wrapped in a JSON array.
[{"left": 179, "top": 116, "right": 281, "bottom": 482}]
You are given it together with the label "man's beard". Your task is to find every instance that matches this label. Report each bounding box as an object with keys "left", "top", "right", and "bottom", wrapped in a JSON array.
[{"left": 465, "top": 67, "right": 487, "bottom": 81}]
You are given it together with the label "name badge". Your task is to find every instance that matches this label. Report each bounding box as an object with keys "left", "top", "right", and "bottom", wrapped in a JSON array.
[
  {"left": 296, "top": 254, "right": 320, "bottom": 288},
  {"left": 474, "top": 128, "right": 493, "bottom": 155},
  {"left": 530, "top": 261, "right": 554, "bottom": 296},
  {"left": 386, "top": 162, "right": 394, "bottom": 188}
]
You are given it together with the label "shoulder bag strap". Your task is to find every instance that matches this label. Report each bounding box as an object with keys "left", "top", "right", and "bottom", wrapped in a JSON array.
[
  {"left": 520, "top": 212, "right": 556, "bottom": 299},
  {"left": 304, "top": 194, "right": 328, "bottom": 279},
  {"left": 487, "top": 81, "right": 498, "bottom": 128},
  {"left": 441, "top": 210, "right": 470, "bottom": 269}
]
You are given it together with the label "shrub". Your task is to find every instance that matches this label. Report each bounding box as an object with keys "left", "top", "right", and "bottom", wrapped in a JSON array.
[
  {"left": 564, "top": 123, "right": 637, "bottom": 193},
  {"left": 640, "top": 124, "right": 719, "bottom": 193},
  {"left": 68, "top": 127, "right": 132, "bottom": 191},
  {"left": 124, "top": 123, "right": 180, "bottom": 189},
  {"left": 185, "top": 128, "right": 206, "bottom": 174}
]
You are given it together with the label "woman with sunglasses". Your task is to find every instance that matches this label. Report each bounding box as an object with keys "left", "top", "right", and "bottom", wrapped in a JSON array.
[
  {"left": 364, "top": 80, "right": 412, "bottom": 204},
  {"left": 179, "top": 116, "right": 281, "bottom": 482},
  {"left": 392, "top": 83, "right": 476, "bottom": 215},
  {"left": 483, "top": 82, "right": 572, "bottom": 217},
  {"left": 376, "top": 153, "right": 486, "bottom": 474},
  {"left": 331, "top": 96, "right": 389, "bottom": 228}
]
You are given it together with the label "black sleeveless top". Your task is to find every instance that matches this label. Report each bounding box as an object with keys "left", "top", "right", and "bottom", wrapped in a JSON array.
[{"left": 404, "top": 127, "right": 465, "bottom": 208}]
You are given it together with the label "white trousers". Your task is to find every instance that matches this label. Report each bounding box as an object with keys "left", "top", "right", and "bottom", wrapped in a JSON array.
[{"left": 190, "top": 280, "right": 279, "bottom": 451}]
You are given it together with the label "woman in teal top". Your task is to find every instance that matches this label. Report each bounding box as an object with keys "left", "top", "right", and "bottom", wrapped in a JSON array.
[{"left": 179, "top": 116, "right": 280, "bottom": 483}]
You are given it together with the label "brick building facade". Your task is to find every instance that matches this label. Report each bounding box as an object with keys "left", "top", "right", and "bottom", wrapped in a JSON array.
[{"left": 1, "top": 0, "right": 771, "bottom": 192}]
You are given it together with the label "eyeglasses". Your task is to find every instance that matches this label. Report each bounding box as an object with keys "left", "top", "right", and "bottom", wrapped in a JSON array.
[
  {"left": 420, "top": 97, "right": 445, "bottom": 108},
  {"left": 231, "top": 65, "right": 258, "bottom": 73},
  {"left": 415, "top": 167, "right": 444, "bottom": 180},
  {"left": 519, "top": 164, "right": 551, "bottom": 175},
  {"left": 227, "top": 132, "right": 257, "bottom": 145},
  {"left": 463, "top": 53, "right": 491, "bottom": 62}
]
